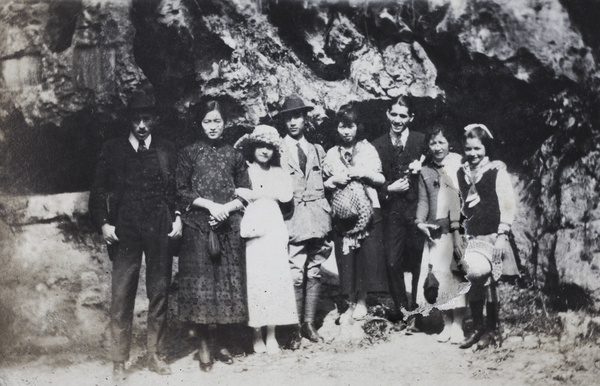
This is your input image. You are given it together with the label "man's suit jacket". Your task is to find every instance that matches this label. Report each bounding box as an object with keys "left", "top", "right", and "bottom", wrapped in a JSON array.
[
  {"left": 280, "top": 138, "right": 332, "bottom": 243},
  {"left": 88, "top": 136, "right": 178, "bottom": 232},
  {"left": 372, "top": 130, "right": 426, "bottom": 223}
]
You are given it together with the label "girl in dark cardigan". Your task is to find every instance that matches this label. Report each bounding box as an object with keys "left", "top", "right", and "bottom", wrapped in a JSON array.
[
  {"left": 456, "top": 124, "right": 519, "bottom": 350},
  {"left": 415, "top": 124, "right": 468, "bottom": 344}
]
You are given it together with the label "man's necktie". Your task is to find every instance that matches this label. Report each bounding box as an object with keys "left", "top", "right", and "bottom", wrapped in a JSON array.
[
  {"left": 297, "top": 143, "right": 307, "bottom": 174},
  {"left": 138, "top": 141, "right": 148, "bottom": 153},
  {"left": 393, "top": 137, "right": 403, "bottom": 152}
]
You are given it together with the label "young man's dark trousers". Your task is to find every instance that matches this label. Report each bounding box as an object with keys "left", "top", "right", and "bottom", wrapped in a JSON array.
[
  {"left": 110, "top": 202, "right": 172, "bottom": 363},
  {"left": 383, "top": 214, "right": 424, "bottom": 313}
]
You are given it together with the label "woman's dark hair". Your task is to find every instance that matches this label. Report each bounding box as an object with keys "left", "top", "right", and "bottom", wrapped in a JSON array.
[
  {"left": 191, "top": 99, "right": 227, "bottom": 140},
  {"left": 464, "top": 124, "right": 496, "bottom": 160},
  {"left": 241, "top": 141, "right": 281, "bottom": 167},
  {"left": 195, "top": 100, "right": 227, "bottom": 123},
  {"left": 333, "top": 103, "right": 366, "bottom": 145},
  {"left": 389, "top": 95, "right": 413, "bottom": 114},
  {"left": 424, "top": 123, "right": 460, "bottom": 163}
]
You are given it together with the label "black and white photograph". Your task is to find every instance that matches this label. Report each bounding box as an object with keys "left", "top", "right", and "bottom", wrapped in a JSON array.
[{"left": 0, "top": 0, "right": 599, "bottom": 385}]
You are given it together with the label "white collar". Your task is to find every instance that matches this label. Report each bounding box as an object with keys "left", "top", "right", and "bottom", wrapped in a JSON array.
[
  {"left": 284, "top": 135, "right": 309, "bottom": 151},
  {"left": 129, "top": 133, "right": 152, "bottom": 152},
  {"left": 390, "top": 129, "right": 409, "bottom": 147}
]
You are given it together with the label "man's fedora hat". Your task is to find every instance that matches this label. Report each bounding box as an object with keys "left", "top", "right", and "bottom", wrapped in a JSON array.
[
  {"left": 276, "top": 95, "right": 314, "bottom": 118},
  {"left": 126, "top": 91, "right": 166, "bottom": 115}
]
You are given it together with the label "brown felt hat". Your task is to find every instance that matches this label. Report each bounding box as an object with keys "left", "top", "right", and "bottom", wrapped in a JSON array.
[{"left": 276, "top": 95, "right": 314, "bottom": 118}]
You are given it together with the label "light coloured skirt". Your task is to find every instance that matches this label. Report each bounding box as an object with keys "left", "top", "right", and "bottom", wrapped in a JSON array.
[
  {"left": 416, "top": 233, "right": 468, "bottom": 310},
  {"left": 245, "top": 201, "right": 299, "bottom": 328}
]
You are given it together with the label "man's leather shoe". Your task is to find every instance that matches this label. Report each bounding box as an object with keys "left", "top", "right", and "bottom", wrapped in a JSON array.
[
  {"left": 301, "top": 322, "right": 322, "bottom": 343},
  {"left": 148, "top": 354, "right": 172, "bottom": 375},
  {"left": 113, "top": 362, "right": 126, "bottom": 382},
  {"left": 459, "top": 329, "right": 485, "bottom": 349}
]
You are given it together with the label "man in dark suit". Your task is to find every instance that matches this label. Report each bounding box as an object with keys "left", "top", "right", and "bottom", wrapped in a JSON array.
[
  {"left": 372, "top": 96, "right": 427, "bottom": 324},
  {"left": 89, "top": 91, "right": 182, "bottom": 381}
]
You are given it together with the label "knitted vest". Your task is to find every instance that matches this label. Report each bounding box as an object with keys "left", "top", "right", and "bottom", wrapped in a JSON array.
[{"left": 457, "top": 167, "right": 500, "bottom": 236}]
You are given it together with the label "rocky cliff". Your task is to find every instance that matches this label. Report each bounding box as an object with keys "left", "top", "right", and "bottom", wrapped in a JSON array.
[{"left": 1, "top": 0, "right": 599, "bottom": 355}]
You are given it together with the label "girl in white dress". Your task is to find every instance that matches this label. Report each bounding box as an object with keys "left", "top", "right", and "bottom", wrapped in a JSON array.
[{"left": 234, "top": 125, "right": 299, "bottom": 355}]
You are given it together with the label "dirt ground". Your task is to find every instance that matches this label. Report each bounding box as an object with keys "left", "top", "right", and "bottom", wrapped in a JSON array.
[
  {"left": 1, "top": 324, "right": 598, "bottom": 386},
  {"left": 2, "top": 296, "right": 599, "bottom": 386}
]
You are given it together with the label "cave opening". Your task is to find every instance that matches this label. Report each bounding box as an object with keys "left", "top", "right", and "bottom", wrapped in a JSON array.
[
  {"left": 46, "top": 0, "right": 83, "bottom": 53},
  {"left": 0, "top": 109, "right": 115, "bottom": 195},
  {"left": 130, "top": 0, "right": 234, "bottom": 106}
]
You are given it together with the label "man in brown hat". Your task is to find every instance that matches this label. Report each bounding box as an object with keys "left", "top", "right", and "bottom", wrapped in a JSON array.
[
  {"left": 277, "top": 95, "right": 332, "bottom": 348},
  {"left": 89, "top": 91, "right": 181, "bottom": 380}
]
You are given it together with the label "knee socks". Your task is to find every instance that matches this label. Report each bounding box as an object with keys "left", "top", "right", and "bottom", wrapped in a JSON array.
[{"left": 469, "top": 300, "right": 485, "bottom": 331}]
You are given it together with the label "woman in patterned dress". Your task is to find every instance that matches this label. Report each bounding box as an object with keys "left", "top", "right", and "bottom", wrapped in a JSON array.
[{"left": 176, "top": 100, "right": 250, "bottom": 371}]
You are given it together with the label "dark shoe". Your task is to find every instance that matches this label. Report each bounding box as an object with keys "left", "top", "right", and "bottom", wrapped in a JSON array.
[
  {"left": 198, "top": 346, "right": 214, "bottom": 373},
  {"left": 477, "top": 330, "right": 501, "bottom": 349},
  {"left": 148, "top": 354, "right": 172, "bottom": 375},
  {"left": 301, "top": 322, "right": 322, "bottom": 343},
  {"left": 199, "top": 360, "right": 213, "bottom": 372},
  {"left": 494, "top": 330, "right": 503, "bottom": 347},
  {"left": 287, "top": 329, "right": 302, "bottom": 350},
  {"left": 386, "top": 308, "right": 405, "bottom": 324},
  {"left": 459, "top": 329, "right": 485, "bottom": 349},
  {"left": 405, "top": 317, "right": 421, "bottom": 335},
  {"left": 214, "top": 347, "right": 234, "bottom": 364},
  {"left": 197, "top": 333, "right": 213, "bottom": 372},
  {"left": 113, "top": 362, "right": 126, "bottom": 382},
  {"left": 476, "top": 331, "right": 494, "bottom": 349},
  {"left": 393, "top": 321, "right": 408, "bottom": 332}
]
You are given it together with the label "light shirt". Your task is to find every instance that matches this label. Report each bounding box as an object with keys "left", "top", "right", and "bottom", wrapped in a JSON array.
[
  {"left": 322, "top": 140, "right": 382, "bottom": 208},
  {"left": 437, "top": 152, "right": 462, "bottom": 190},
  {"left": 128, "top": 133, "right": 152, "bottom": 152},
  {"left": 390, "top": 129, "right": 409, "bottom": 148},
  {"left": 284, "top": 135, "right": 311, "bottom": 165}
]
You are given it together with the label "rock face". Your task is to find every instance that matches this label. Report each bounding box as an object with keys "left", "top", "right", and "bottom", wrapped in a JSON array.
[
  {"left": 0, "top": 193, "right": 112, "bottom": 355},
  {"left": 523, "top": 92, "right": 600, "bottom": 311},
  {"left": 0, "top": 0, "right": 599, "bottom": 354}
]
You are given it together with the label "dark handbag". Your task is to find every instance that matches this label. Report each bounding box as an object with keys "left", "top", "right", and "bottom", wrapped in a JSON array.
[
  {"left": 423, "top": 264, "right": 440, "bottom": 304},
  {"left": 208, "top": 228, "right": 221, "bottom": 263},
  {"left": 168, "top": 237, "right": 182, "bottom": 257},
  {"left": 279, "top": 200, "right": 295, "bottom": 221}
]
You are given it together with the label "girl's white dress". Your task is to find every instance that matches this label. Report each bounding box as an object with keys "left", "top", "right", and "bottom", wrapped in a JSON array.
[{"left": 241, "top": 163, "right": 299, "bottom": 327}]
